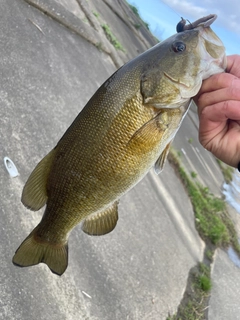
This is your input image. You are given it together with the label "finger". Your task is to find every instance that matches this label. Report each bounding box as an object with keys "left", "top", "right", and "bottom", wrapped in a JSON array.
[
  {"left": 193, "top": 73, "right": 229, "bottom": 105},
  {"left": 226, "top": 54, "right": 240, "bottom": 76},
  {"left": 197, "top": 55, "right": 240, "bottom": 96},
  {"left": 198, "top": 73, "right": 238, "bottom": 95},
  {"left": 226, "top": 55, "right": 237, "bottom": 72},
  {"left": 200, "top": 100, "right": 240, "bottom": 122},
  {"left": 197, "top": 79, "right": 240, "bottom": 109}
]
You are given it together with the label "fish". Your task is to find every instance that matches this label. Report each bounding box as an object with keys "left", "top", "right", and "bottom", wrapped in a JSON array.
[{"left": 12, "top": 14, "right": 226, "bottom": 275}]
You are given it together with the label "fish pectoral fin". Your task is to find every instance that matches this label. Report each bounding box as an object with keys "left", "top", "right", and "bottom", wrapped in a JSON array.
[
  {"left": 82, "top": 201, "right": 119, "bottom": 236},
  {"left": 154, "top": 141, "right": 172, "bottom": 174},
  {"left": 12, "top": 224, "right": 68, "bottom": 276},
  {"left": 22, "top": 148, "right": 57, "bottom": 211},
  {"left": 127, "top": 113, "right": 166, "bottom": 154}
]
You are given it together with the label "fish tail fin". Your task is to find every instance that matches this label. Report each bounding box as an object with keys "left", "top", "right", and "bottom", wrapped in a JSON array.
[{"left": 12, "top": 225, "right": 68, "bottom": 276}]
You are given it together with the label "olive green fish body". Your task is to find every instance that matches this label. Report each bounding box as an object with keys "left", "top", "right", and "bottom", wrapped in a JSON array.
[
  {"left": 49, "top": 108, "right": 185, "bottom": 216},
  {"left": 35, "top": 95, "right": 187, "bottom": 248},
  {"left": 13, "top": 16, "right": 226, "bottom": 275}
]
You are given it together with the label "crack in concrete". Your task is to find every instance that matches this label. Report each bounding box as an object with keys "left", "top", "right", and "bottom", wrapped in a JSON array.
[{"left": 23, "top": 0, "right": 123, "bottom": 67}]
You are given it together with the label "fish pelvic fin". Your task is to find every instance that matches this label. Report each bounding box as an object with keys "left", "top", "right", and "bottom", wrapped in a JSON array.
[
  {"left": 12, "top": 225, "right": 68, "bottom": 276},
  {"left": 154, "top": 141, "right": 172, "bottom": 174},
  {"left": 82, "top": 201, "right": 119, "bottom": 236},
  {"left": 22, "top": 148, "right": 57, "bottom": 211}
]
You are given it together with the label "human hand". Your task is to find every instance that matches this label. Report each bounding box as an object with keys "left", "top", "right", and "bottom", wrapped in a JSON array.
[{"left": 195, "top": 55, "right": 240, "bottom": 168}]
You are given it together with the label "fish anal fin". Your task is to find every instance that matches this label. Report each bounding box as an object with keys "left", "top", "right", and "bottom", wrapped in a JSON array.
[
  {"left": 22, "top": 148, "right": 56, "bottom": 211},
  {"left": 12, "top": 225, "right": 68, "bottom": 276},
  {"left": 154, "top": 141, "right": 172, "bottom": 174},
  {"left": 82, "top": 201, "right": 119, "bottom": 236}
]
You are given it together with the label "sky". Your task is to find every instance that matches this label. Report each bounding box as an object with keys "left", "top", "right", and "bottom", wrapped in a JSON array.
[{"left": 127, "top": 0, "right": 240, "bottom": 55}]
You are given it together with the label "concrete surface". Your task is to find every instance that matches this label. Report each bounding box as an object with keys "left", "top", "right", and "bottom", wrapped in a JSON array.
[
  {"left": 0, "top": 0, "right": 240, "bottom": 319},
  {"left": 209, "top": 249, "right": 240, "bottom": 319}
]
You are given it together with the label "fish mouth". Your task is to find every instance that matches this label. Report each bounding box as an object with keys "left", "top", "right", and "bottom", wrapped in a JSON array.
[
  {"left": 163, "top": 72, "right": 190, "bottom": 89},
  {"left": 199, "top": 26, "right": 227, "bottom": 71},
  {"left": 164, "top": 70, "right": 203, "bottom": 100},
  {"left": 197, "top": 29, "right": 226, "bottom": 80}
]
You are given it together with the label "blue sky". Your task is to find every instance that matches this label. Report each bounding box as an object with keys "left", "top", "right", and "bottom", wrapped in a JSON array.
[{"left": 128, "top": 0, "right": 240, "bottom": 55}]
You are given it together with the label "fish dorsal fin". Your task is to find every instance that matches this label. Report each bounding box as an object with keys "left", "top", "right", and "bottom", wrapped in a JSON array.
[
  {"left": 154, "top": 141, "right": 172, "bottom": 174},
  {"left": 82, "top": 201, "right": 119, "bottom": 236},
  {"left": 21, "top": 149, "right": 56, "bottom": 211}
]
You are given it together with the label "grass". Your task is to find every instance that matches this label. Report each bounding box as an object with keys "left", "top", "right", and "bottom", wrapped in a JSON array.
[
  {"left": 205, "top": 249, "right": 214, "bottom": 262},
  {"left": 167, "top": 263, "right": 211, "bottom": 320},
  {"left": 93, "top": 11, "right": 99, "bottom": 18},
  {"left": 167, "top": 262, "right": 212, "bottom": 320},
  {"left": 168, "top": 148, "right": 239, "bottom": 251},
  {"left": 134, "top": 23, "right": 141, "bottom": 29},
  {"left": 128, "top": 4, "right": 150, "bottom": 30},
  {"left": 166, "top": 148, "right": 240, "bottom": 320},
  {"left": 191, "top": 171, "right": 197, "bottom": 178},
  {"left": 101, "top": 24, "right": 125, "bottom": 52},
  {"left": 216, "top": 158, "right": 234, "bottom": 184},
  {"left": 197, "top": 263, "right": 211, "bottom": 292},
  {"left": 198, "top": 274, "right": 211, "bottom": 292}
]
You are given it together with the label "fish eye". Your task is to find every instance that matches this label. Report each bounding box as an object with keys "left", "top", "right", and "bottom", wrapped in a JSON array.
[{"left": 172, "top": 41, "right": 186, "bottom": 53}]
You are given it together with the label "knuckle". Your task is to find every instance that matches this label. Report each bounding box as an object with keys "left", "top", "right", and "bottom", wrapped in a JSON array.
[
  {"left": 197, "top": 93, "right": 208, "bottom": 110},
  {"left": 221, "top": 100, "right": 230, "bottom": 113},
  {"left": 229, "top": 78, "right": 240, "bottom": 98}
]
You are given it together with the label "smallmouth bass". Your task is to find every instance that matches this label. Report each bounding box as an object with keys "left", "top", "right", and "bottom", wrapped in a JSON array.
[{"left": 13, "top": 15, "right": 226, "bottom": 275}]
